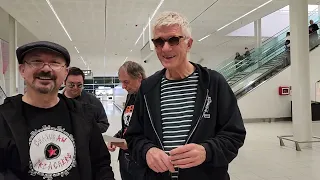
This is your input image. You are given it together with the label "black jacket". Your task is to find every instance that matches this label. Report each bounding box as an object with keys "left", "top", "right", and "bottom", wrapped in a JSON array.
[
  {"left": 74, "top": 90, "right": 110, "bottom": 133},
  {"left": 0, "top": 94, "right": 114, "bottom": 180},
  {"left": 125, "top": 63, "right": 246, "bottom": 180}
]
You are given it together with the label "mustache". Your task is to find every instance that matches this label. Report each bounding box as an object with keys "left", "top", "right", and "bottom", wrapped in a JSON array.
[{"left": 34, "top": 71, "right": 57, "bottom": 80}]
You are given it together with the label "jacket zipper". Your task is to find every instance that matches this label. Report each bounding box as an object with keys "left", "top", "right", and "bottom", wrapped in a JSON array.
[
  {"left": 185, "top": 89, "right": 209, "bottom": 144},
  {"left": 176, "top": 89, "right": 209, "bottom": 180},
  {"left": 144, "top": 95, "right": 165, "bottom": 150}
]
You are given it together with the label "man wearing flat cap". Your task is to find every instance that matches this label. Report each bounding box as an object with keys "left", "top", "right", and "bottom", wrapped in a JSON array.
[{"left": 0, "top": 41, "right": 115, "bottom": 180}]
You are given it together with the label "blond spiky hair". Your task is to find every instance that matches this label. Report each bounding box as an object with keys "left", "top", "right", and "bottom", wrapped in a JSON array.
[{"left": 152, "top": 11, "right": 192, "bottom": 38}]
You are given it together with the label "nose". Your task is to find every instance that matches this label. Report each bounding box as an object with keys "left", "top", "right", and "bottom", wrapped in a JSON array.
[{"left": 162, "top": 42, "right": 172, "bottom": 52}]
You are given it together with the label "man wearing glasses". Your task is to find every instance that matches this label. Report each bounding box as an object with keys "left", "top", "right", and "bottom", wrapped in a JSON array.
[
  {"left": 0, "top": 41, "right": 114, "bottom": 179},
  {"left": 63, "top": 67, "right": 110, "bottom": 133},
  {"left": 125, "top": 12, "right": 246, "bottom": 180}
]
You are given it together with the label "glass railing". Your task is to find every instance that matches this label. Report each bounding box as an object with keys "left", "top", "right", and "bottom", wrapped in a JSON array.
[
  {"left": 234, "top": 33, "right": 320, "bottom": 99},
  {"left": 216, "top": 8, "right": 320, "bottom": 80},
  {"left": 231, "top": 26, "right": 320, "bottom": 99},
  {"left": 0, "top": 85, "right": 7, "bottom": 105}
]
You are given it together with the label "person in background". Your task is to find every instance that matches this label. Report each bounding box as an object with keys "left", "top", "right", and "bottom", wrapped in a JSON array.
[
  {"left": 244, "top": 47, "right": 250, "bottom": 57},
  {"left": 309, "top": 20, "right": 319, "bottom": 49},
  {"left": 0, "top": 41, "right": 114, "bottom": 179},
  {"left": 243, "top": 47, "right": 252, "bottom": 66},
  {"left": 63, "top": 67, "right": 109, "bottom": 133},
  {"left": 125, "top": 11, "right": 246, "bottom": 180},
  {"left": 284, "top": 32, "right": 291, "bottom": 67},
  {"left": 107, "top": 61, "right": 147, "bottom": 180},
  {"left": 234, "top": 52, "right": 243, "bottom": 72}
]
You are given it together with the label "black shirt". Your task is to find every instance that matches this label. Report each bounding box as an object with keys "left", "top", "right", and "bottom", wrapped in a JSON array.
[
  {"left": 64, "top": 90, "right": 109, "bottom": 133},
  {"left": 22, "top": 99, "right": 80, "bottom": 180}
]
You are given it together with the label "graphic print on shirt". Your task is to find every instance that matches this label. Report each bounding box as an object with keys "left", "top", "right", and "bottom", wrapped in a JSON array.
[
  {"left": 28, "top": 125, "right": 76, "bottom": 180},
  {"left": 122, "top": 105, "right": 134, "bottom": 136},
  {"left": 123, "top": 105, "right": 134, "bottom": 126}
]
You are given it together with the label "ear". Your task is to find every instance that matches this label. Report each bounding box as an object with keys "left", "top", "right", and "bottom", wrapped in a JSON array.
[
  {"left": 187, "top": 38, "right": 193, "bottom": 52},
  {"left": 19, "top": 64, "right": 26, "bottom": 79}
]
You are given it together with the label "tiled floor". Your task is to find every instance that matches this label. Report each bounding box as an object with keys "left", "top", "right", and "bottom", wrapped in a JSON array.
[{"left": 103, "top": 101, "right": 320, "bottom": 180}]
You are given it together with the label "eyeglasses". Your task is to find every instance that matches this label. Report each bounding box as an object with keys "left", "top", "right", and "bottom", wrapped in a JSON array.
[
  {"left": 151, "top": 36, "right": 184, "bottom": 48},
  {"left": 25, "top": 61, "right": 66, "bottom": 71},
  {"left": 66, "top": 83, "right": 83, "bottom": 89}
]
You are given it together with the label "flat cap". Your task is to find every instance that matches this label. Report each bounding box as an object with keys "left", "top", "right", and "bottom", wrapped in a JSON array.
[{"left": 16, "top": 41, "right": 70, "bottom": 67}]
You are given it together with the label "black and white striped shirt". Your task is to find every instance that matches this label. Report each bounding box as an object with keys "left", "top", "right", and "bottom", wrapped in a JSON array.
[{"left": 160, "top": 71, "right": 199, "bottom": 179}]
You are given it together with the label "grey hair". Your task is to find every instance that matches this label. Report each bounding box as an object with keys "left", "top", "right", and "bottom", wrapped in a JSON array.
[
  {"left": 152, "top": 11, "right": 192, "bottom": 38},
  {"left": 119, "top": 61, "right": 146, "bottom": 79}
]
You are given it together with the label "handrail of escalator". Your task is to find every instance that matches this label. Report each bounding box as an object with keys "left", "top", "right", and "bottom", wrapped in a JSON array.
[
  {"left": 223, "top": 15, "right": 320, "bottom": 83},
  {"left": 230, "top": 27, "right": 320, "bottom": 88},
  {"left": 234, "top": 34, "right": 320, "bottom": 99},
  {"left": 221, "top": 38, "right": 286, "bottom": 81},
  {"left": 234, "top": 61, "right": 284, "bottom": 100},
  {"left": 226, "top": 46, "right": 285, "bottom": 86},
  {"left": 231, "top": 47, "right": 285, "bottom": 88},
  {"left": 219, "top": 35, "right": 287, "bottom": 78}
]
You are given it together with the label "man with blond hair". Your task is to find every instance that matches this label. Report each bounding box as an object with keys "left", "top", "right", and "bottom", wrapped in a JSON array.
[{"left": 125, "top": 12, "right": 246, "bottom": 180}]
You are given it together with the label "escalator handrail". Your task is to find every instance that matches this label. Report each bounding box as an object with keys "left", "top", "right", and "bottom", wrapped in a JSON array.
[
  {"left": 223, "top": 39, "right": 286, "bottom": 80},
  {"left": 234, "top": 36, "right": 320, "bottom": 99},
  {"left": 225, "top": 19, "right": 320, "bottom": 83}
]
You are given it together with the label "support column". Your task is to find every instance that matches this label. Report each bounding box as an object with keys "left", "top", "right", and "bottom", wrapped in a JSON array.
[
  {"left": 5, "top": 15, "right": 17, "bottom": 96},
  {"left": 254, "top": 19, "right": 262, "bottom": 48},
  {"left": 289, "top": 0, "right": 312, "bottom": 147}
]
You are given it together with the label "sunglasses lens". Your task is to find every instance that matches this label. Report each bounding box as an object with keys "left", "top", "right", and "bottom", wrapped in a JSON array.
[
  {"left": 168, "top": 37, "right": 181, "bottom": 46},
  {"left": 153, "top": 38, "right": 165, "bottom": 47}
]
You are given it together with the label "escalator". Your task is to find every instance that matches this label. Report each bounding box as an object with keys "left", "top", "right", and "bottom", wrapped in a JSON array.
[
  {"left": 234, "top": 36, "right": 319, "bottom": 99},
  {"left": 215, "top": 9, "right": 320, "bottom": 99}
]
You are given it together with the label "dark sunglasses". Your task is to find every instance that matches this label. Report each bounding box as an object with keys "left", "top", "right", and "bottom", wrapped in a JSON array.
[{"left": 152, "top": 36, "right": 184, "bottom": 48}]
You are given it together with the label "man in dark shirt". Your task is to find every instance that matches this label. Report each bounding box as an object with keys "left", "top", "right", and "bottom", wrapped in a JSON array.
[
  {"left": 0, "top": 41, "right": 114, "bottom": 180},
  {"left": 63, "top": 67, "right": 109, "bottom": 133}
]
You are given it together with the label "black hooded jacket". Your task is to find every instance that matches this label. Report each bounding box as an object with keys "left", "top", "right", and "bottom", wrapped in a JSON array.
[
  {"left": 125, "top": 63, "right": 246, "bottom": 180},
  {"left": 0, "top": 94, "right": 114, "bottom": 180}
]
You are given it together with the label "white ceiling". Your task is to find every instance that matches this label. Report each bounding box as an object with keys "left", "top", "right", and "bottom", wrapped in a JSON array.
[{"left": 0, "top": 0, "right": 319, "bottom": 76}]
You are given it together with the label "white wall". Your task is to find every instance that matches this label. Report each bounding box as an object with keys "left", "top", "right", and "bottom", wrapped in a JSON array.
[
  {"left": 238, "top": 46, "right": 320, "bottom": 119},
  {"left": 238, "top": 68, "right": 292, "bottom": 119}
]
